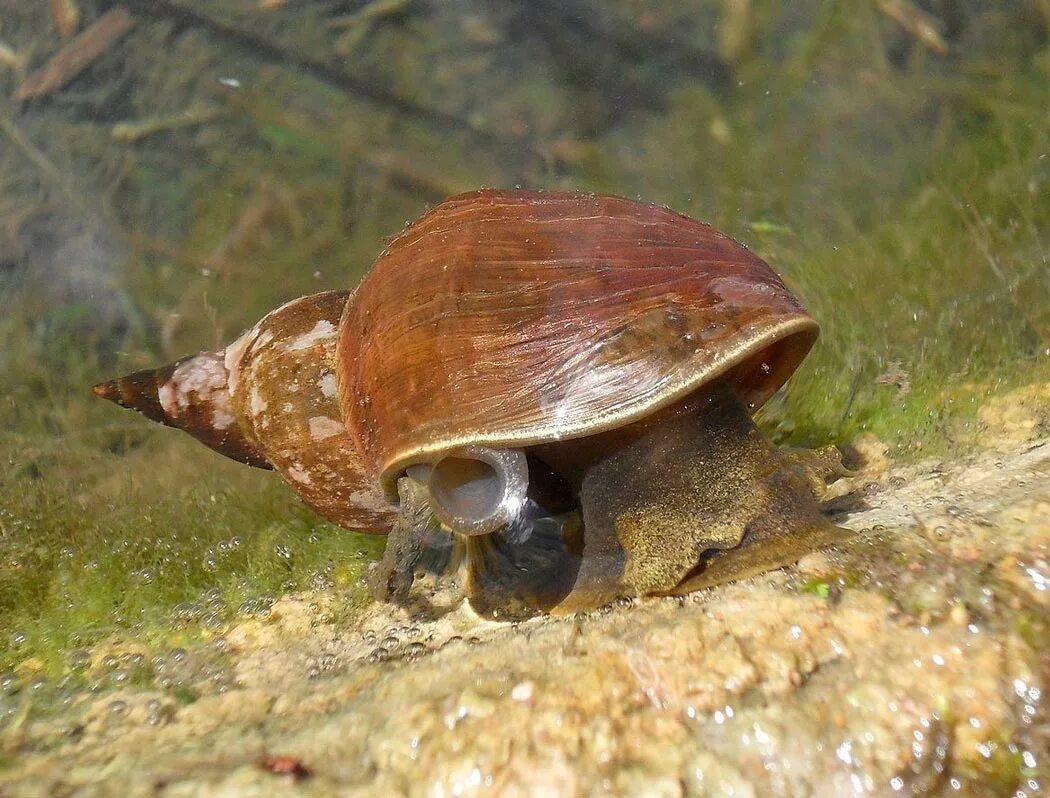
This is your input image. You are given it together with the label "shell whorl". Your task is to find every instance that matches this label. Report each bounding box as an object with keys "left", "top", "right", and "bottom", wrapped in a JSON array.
[{"left": 225, "top": 290, "right": 396, "bottom": 532}]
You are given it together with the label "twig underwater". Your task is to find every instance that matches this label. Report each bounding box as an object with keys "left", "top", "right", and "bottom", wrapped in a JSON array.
[{"left": 14, "top": 7, "right": 136, "bottom": 103}]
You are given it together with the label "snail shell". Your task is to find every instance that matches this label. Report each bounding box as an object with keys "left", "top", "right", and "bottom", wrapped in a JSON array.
[{"left": 339, "top": 190, "right": 816, "bottom": 493}]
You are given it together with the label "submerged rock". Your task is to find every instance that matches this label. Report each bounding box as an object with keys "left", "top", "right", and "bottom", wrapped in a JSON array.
[
  {"left": 973, "top": 382, "right": 1050, "bottom": 452},
  {"left": 1, "top": 434, "right": 1047, "bottom": 796}
]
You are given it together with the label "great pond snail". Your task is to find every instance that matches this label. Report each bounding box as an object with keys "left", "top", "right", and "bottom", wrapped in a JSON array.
[{"left": 96, "top": 189, "right": 845, "bottom": 617}]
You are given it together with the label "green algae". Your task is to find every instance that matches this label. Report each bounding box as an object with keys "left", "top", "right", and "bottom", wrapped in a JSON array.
[
  {"left": 0, "top": 0, "right": 1048, "bottom": 701},
  {"left": 0, "top": 319, "right": 383, "bottom": 680},
  {"left": 799, "top": 579, "right": 832, "bottom": 599},
  {"left": 798, "top": 566, "right": 862, "bottom": 601}
]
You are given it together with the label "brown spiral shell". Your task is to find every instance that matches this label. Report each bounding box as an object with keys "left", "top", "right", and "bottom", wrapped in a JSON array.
[{"left": 338, "top": 189, "right": 817, "bottom": 491}]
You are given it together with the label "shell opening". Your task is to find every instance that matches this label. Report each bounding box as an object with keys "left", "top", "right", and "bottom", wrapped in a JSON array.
[{"left": 427, "top": 447, "right": 528, "bottom": 537}]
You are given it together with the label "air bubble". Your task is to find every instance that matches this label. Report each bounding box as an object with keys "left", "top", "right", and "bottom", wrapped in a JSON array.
[
  {"left": 309, "top": 570, "right": 333, "bottom": 590},
  {"left": 203, "top": 613, "right": 224, "bottom": 630},
  {"left": 68, "top": 648, "right": 91, "bottom": 670},
  {"left": 146, "top": 699, "right": 166, "bottom": 726},
  {"left": 274, "top": 544, "right": 293, "bottom": 560},
  {"left": 134, "top": 568, "right": 156, "bottom": 584},
  {"left": 404, "top": 642, "right": 426, "bottom": 658}
]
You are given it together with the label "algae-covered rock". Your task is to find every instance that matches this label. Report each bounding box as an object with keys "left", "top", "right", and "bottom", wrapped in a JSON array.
[
  {"left": 974, "top": 382, "right": 1050, "bottom": 451},
  {"left": 1, "top": 432, "right": 1047, "bottom": 796}
]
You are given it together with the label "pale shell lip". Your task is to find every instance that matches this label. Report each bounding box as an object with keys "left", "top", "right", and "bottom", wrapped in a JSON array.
[{"left": 377, "top": 315, "right": 819, "bottom": 494}]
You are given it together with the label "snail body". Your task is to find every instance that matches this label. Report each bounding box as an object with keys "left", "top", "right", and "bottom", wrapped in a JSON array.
[{"left": 96, "top": 189, "right": 843, "bottom": 616}]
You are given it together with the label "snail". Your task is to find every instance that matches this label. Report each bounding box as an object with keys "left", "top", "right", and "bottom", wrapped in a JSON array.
[{"left": 95, "top": 189, "right": 846, "bottom": 617}]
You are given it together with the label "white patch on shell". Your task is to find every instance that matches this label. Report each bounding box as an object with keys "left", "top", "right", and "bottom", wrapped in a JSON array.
[
  {"left": 308, "top": 416, "right": 345, "bottom": 441},
  {"left": 224, "top": 325, "right": 260, "bottom": 395},
  {"left": 250, "top": 386, "right": 268, "bottom": 416},
  {"left": 318, "top": 372, "right": 339, "bottom": 400},
  {"left": 287, "top": 464, "right": 313, "bottom": 485},
  {"left": 211, "top": 405, "right": 236, "bottom": 430},
  {"left": 158, "top": 382, "right": 177, "bottom": 416},
  {"left": 284, "top": 320, "right": 336, "bottom": 352},
  {"left": 158, "top": 354, "right": 235, "bottom": 430},
  {"left": 283, "top": 402, "right": 294, "bottom": 413},
  {"left": 170, "top": 357, "right": 227, "bottom": 408},
  {"left": 249, "top": 329, "right": 275, "bottom": 355}
]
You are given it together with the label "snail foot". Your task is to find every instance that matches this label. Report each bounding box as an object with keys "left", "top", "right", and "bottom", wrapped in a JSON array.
[{"left": 369, "top": 477, "right": 446, "bottom": 602}]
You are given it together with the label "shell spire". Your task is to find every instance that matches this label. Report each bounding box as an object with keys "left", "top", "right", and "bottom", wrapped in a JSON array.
[
  {"left": 93, "top": 351, "right": 271, "bottom": 469},
  {"left": 94, "top": 290, "right": 397, "bottom": 533}
]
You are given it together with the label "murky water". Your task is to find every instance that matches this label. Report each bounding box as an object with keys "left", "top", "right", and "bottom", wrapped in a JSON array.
[{"left": 0, "top": 2, "right": 1047, "bottom": 794}]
